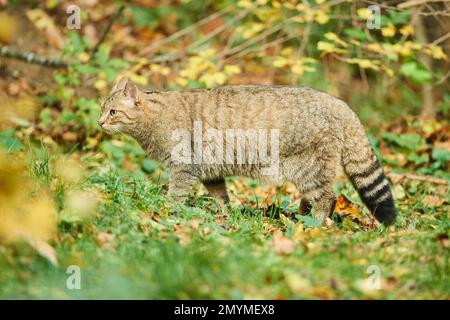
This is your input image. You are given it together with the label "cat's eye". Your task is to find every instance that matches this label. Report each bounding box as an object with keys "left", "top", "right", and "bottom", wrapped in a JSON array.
[{"left": 109, "top": 109, "right": 117, "bottom": 116}]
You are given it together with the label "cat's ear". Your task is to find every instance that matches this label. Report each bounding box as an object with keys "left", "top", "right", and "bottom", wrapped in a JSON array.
[
  {"left": 123, "top": 80, "right": 140, "bottom": 105},
  {"left": 113, "top": 77, "right": 129, "bottom": 92}
]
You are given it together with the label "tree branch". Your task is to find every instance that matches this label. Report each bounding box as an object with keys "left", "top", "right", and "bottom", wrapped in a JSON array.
[
  {"left": 0, "top": 45, "right": 67, "bottom": 68},
  {"left": 89, "top": 4, "right": 125, "bottom": 59}
]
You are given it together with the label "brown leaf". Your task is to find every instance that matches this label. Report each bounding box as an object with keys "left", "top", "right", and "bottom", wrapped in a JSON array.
[
  {"left": 273, "top": 233, "right": 295, "bottom": 255},
  {"left": 95, "top": 232, "right": 116, "bottom": 250},
  {"left": 62, "top": 132, "right": 78, "bottom": 142},
  {"left": 421, "top": 195, "right": 445, "bottom": 207},
  {"left": 27, "top": 238, "right": 58, "bottom": 266},
  {"left": 26, "top": 9, "right": 64, "bottom": 49},
  {"left": 334, "top": 195, "right": 361, "bottom": 219}
]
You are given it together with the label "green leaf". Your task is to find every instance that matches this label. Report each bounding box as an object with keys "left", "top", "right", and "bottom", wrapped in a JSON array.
[
  {"left": 296, "top": 215, "right": 322, "bottom": 228},
  {"left": 0, "top": 129, "right": 23, "bottom": 153},
  {"left": 432, "top": 148, "right": 450, "bottom": 163},
  {"left": 141, "top": 159, "right": 160, "bottom": 173},
  {"left": 407, "top": 152, "right": 429, "bottom": 165},
  {"left": 344, "top": 28, "right": 367, "bottom": 41},
  {"left": 387, "top": 8, "right": 413, "bottom": 25},
  {"left": 400, "top": 62, "right": 432, "bottom": 84},
  {"left": 382, "top": 132, "right": 425, "bottom": 151}
]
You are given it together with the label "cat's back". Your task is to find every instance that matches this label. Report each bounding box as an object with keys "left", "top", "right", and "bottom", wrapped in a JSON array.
[{"left": 187, "top": 84, "right": 350, "bottom": 123}]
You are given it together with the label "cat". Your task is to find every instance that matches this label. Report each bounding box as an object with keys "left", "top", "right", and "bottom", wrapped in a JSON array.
[{"left": 98, "top": 77, "right": 397, "bottom": 225}]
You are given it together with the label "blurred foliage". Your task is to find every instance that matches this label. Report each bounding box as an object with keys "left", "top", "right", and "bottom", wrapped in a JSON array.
[{"left": 0, "top": 0, "right": 448, "bottom": 299}]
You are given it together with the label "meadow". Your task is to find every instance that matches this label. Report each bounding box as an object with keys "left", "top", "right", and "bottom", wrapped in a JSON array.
[{"left": 0, "top": 0, "right": 448, "bottom": 299}]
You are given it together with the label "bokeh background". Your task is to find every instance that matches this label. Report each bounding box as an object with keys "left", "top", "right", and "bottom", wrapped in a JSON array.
[{"left": 0, "top": 0, "right": 449, "bottom": 299}]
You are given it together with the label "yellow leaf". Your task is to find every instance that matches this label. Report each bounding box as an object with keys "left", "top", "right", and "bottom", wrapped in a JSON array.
[
  {"left": 77, "top": 52, "right": 90, "bottom": 63},
  {"left": 291, "top": 63, "right": 304, "bottom": 75},
  {"left": 213, "top": 72, "right": 227, "bottom": 85},
  {"left": 424, "top": 45, "right": 447, "bottom": 60},
  {"left": 285, "top": 273, "right": 311, "bottom": 293},
  {"left": 273, "top": 57, "right": 290, "bottom": 68},
  {"left": 281, "top": 47, "right": 293, "bottom": 56},
  {"left": 366, "top": 43, "right": 384, "bottom": 54},
  {"left": 399, "top": 25, "right": 414, "bottom": 36},
  {"left": 199, "top": 72, "right": 226, "bottom": 87},
  {"left": 324, "top": 32, "right": 348, "bottom": 47},
  {"left": 150, "top": 64, "right": 171, "bottom": 76},
  {"left": 198, "top": 48, "right": 216, "bottom": 58},
  {"left": 314, "top": 10, "right": 329, "bottom": 24},
  {"left": 392, "top": 43, "right": 411, "bottom": 57},
  {"left": 283, "top": 2, "right": 296, "bottom": 10},
  {"left": 292, "top": 16, "right": 305, "bottom": 23},
  {"left": 0, "top": 12, "right": 20, "bottom": 44},
  {"left": 243, "top": 23, "right": 264, "bottom": 39},
  {"left": 272, "top": 1, "right": 281, "bottom": 9},
  {"left": 317, "top": 41, "right": 347, "bottom": 55},
  {"left": 295, "top": 3, "right": 309, "bottom": 12},
  {"left": 94, "top": 79, "right": 107, "bottom": 90},
  {"left": 357, "top": 8, "right": 372, "bottom": 20},
  {"left": 223, "top": 64, "right": 241, "bottom": 75},
  {"left": 175, "top": 77, "right": 188, "bottom": 87},
  {"left": 237, "top": 0, "right": 252, "bottom": 8},
  {"left": 381, "top": 24, "right": 396, "bottom": 37},
  {"left": 382, "top": 66, "right": 394, "bottom": 77},
  {"left": 347, "top": 58, "right": 380, "bottom": 71},
  {"left": 180, "top": 68, "right": 199, "bottom": 80}
]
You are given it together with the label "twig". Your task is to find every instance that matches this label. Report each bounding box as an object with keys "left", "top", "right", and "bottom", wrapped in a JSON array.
[
  {"left": 398, "top": 0, "right": 450, "bottom": 10},
  {"left": 432, "top": 32, "right": 450, "bottom": 45},
  {"left": 389, "top": 172, "right": 449, "bottom": 185},
  {"left": 139, "top": 6, "right": 232, "bottom": 56},
  {"left": 0, "top": 45, "right": 67, "bottom": 68},
  {"left": 147, "top": 5, "right": 254, "bottom": 64},
  {"left": 218, "top": 0, "right": 347, "bottom": 60},
  {"left": 89, "top": 4, "right": 125, "bottom": 59}
]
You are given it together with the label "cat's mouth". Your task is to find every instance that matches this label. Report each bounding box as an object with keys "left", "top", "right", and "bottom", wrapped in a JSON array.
[{"left": 100, "top": 124, "right": 121, "bottom": 134}]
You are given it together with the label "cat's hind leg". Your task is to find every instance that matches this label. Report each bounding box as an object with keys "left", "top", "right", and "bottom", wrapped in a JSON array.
[
  {"left": 290, "top": 148, "right": 339, "bottom": 223},
  {"left": 203, "top": 178, "right": 229, "bottom": 212},
  {"left": 167, "top": 166, "right": 199, "bottom": 204}
]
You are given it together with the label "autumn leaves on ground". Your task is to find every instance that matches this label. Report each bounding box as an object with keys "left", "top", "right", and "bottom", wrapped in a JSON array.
[{"left": 0, "top": 1, "right": 449, "bottom": 299}]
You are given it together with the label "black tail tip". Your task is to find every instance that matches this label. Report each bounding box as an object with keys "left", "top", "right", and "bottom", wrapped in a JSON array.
[{"left": 373, "top": 205, "right": 397, "bottom": 225}]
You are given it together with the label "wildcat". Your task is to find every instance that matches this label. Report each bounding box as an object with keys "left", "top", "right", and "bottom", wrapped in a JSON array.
[{"left": 98, "top": 77, "right": 397, "bottom": 225}]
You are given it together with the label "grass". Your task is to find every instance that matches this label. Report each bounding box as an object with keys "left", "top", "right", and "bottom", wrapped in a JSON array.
[{"left": 0, "top": 134, "right": 448, "bottom": 300}]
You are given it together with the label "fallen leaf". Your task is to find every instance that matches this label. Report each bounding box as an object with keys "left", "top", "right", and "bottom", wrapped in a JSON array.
[
  {"left": 95, "top": 232, "right": 116, "bottom": 250},
  {"left": 27, "top": 237, "right": 58, "bottom": 266},
  {"left": 421, "top": 195, "right": 445, "bottom": 207},
  {"left": 273, "top": 233, "right": 295, "bottom": 255},
  {"left": 334, "top": 195, "right": 361, "bottom": 220},
  {"left": 26, "top": 9, "right": 64, "bottom": 48},
  {"left": 285, "top": 273, "right": 311, "bottom": 293}
]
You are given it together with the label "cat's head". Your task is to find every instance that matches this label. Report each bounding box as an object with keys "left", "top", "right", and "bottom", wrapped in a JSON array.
[{"left": 98, "top": 77, "right": 144, "bottom": 134}]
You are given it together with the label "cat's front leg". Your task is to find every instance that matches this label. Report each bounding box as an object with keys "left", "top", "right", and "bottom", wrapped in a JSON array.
[{"left": 167, "top": 166, "right": 199, "bottom": 204}]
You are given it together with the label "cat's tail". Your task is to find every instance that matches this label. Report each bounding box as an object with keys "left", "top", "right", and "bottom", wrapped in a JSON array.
[{"left": 341, "top": 112, "right": 397, "bottom": 225}]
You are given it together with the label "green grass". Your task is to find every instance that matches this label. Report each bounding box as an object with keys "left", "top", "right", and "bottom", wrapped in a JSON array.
[{"left": 0, "top": 138, "right": 448, "bottom": 300}]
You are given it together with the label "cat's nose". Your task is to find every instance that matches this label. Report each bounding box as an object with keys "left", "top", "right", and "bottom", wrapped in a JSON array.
[{"left": 98, "top": 120, "right": 105, "bottom": 127}]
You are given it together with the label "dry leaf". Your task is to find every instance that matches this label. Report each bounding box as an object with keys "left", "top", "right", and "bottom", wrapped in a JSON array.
[
  {"left": 27, "top": 237, "right": 58, "bottom": 266},
  {"left": 0, "top": 11, "right": 20, "bottom": 44},
  {"left": 95, "top": 232, "right": 116, "bottom": 250},
  {"left": 273, "top": 233, "right": 295, "bottom": 255},
  {"left": 285, "top": 273, "right": 311, "bottom": 293},
  {"left": 334, "top": 195, "right": 361, "bottom": 220},
  {"left": 421, "top": 195, "right": 445, "bottom": 207},
  {"left": 26, "top": 9, "right": 64, "bottom": 48}
]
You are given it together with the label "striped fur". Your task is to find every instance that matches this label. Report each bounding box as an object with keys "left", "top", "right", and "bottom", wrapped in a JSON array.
[
  {"left": 342, "top": 116, "right": 397, "bottom": 224},
  {"left": 99, "top": 79, "right": 397, "bottom": 225}
]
